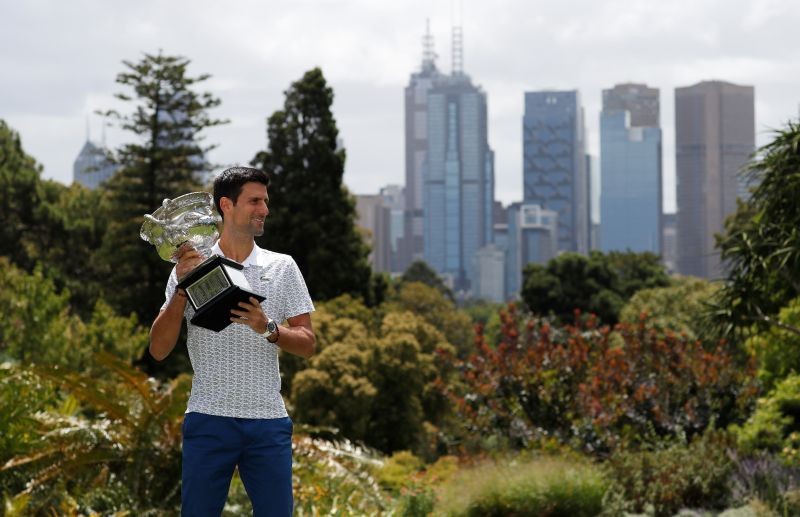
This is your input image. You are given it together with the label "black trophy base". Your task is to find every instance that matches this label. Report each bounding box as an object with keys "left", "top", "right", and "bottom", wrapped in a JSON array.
[
  {"left": 189, "top": 286, "right": 265, "bottom": 332},
  {"left": 177, "top": 255, "right": 265, "bottom": 332}
]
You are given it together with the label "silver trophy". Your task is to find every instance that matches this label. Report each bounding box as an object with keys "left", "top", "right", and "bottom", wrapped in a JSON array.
[
  {"left": 140, "top": 192, "right": 220, "bottom": 262},
  {"left": 141, "top": 192, "right": 264, "bottom": 332}
]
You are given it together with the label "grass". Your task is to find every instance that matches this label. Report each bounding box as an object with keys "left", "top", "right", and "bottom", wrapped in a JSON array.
[{"left": 433, "top": 454, "right": 607, "bottom": 517}]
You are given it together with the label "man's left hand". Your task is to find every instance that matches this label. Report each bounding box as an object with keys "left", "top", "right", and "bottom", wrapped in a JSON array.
[{"left": 230, "top": 297, "right": 268, "bottom": 334}]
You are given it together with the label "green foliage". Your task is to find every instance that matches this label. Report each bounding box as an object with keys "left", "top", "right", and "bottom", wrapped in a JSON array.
[
  {"left": 714, "top": 121, "right": 800, "bottom": 339},
  {"left": 0, "top": 258, "right": 146, "bottom": 372},
  {"left": 375, "top": 450, "right": 424, "bottom": 493},
  {"left": 735, "top": 374, "right": 800, "bottom": 462},
  {"left": 0, "top": 119, "right": 43, "bottom": 270},
  {"left": 441, "top": 303, "right": 758, "bottom": 454},
  {"left": 604, "top": 430, "right": 736, "bottom": 517},
  {"left": 522, "top": 250, "right": 670, "bottom": 325},
  {"left": 1, "top": 354, "right": 190, "bottom": 514},
  {"left": 401, "top": 260, "right": 454, "bottom": 300},
  {"left": 745, "top": 297, "right": 800, "bottom": 392},
  {"left": 390, "top": 281, "right": 474, "bottom": 357},
  {"left": 619, "top": 276, "right": 720, "bottom": 339},
  {"left": 291, "top": 308, "right": 450, "bottom": 455},
  {"left": 252, "top": 67, "right": 371, "bottom": 302},
  {"left": 435, "top": 455, "right": 607, "bottom": 517},
  {"left": 98, "top": 51, "right": 226, "bottom": 326}
]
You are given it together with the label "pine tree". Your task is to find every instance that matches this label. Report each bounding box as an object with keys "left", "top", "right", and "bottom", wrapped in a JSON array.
[
  {"left": 98, "top": 51, "right": 227, "bottom": 324},
  {"left": 251, "top": 68, "right": 371, "bottom": 301}
]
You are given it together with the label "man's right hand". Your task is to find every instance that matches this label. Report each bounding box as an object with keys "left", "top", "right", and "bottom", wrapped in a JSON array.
[{"left": 175, "top": 243, "right": 203, "bottom": 280}]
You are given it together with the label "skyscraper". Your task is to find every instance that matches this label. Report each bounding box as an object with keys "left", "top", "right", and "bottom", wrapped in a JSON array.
[
  {"left": 675, "top": 80, "right": 755, "bottom": 279},
  {"left": 600, "top": 83, "right": 662, "bottom": 254},
  {"left": 422, "top": 27, "right": 495, "bottom": 292},
  {"left": 73, "top": 139, "right": 118, "bottom": 189},
  {"left": 400, "top": 21, "right": 444, "bottom": 273},
  {"left": 523, "top": 91, "right": 588, "bottom": 254}
]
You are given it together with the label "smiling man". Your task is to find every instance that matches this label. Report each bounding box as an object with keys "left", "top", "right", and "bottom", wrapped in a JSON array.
[{"left": 150, "top": 166, "right": 316, "bottom": 516}]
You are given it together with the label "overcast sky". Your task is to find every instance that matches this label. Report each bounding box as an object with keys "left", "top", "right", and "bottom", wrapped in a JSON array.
[{"left": 3, "top": 0, "right": 799, "bottom": 212}]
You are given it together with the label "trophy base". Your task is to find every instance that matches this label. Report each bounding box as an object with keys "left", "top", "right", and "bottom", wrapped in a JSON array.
[
  {"left": 177, "top": 255, "right": 266, "bottom": 332},
  {"left": 189, "top": 286, "right": 266, "bottom": 332}
]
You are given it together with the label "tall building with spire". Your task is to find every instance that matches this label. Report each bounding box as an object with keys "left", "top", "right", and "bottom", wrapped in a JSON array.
[
  {"left": 73, "top": 119, "right": 118, "bottom": 189},
  {"left": 399, "top": 21, "right": 444, "bottom": 272},
  {"left": 600, "top": 83, "right": 663, "bottom": 254},
  {"left": 417, "top": 25, "right": 495, "bottom": 293}
]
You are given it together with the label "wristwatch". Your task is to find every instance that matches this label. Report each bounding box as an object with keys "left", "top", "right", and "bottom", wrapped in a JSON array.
[{"left": 262, "top": 318, "right": 280, "bottom": 343}]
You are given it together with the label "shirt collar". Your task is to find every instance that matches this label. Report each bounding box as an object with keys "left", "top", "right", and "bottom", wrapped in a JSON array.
[{"left": 211, "top": 240, "right": 262, "bottom": 267}]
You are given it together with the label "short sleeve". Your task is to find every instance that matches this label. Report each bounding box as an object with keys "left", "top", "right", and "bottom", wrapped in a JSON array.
[
  {"left": 160, "top": 267, "right": 180, "bottom": 312},
  {"left": 282, "top": 257, "right": 315, "bottom": 320}
]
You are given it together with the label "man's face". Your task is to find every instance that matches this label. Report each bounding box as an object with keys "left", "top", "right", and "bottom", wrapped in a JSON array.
[{"left": 224, "top": 182, "right": 269, "bottom": 237}]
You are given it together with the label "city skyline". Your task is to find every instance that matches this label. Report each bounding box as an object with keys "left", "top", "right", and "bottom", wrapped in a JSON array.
[{"left": 3, "top": 0, "right": 799, "bottom": 211}]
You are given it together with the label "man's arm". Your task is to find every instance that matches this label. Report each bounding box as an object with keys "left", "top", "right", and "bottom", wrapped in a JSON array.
[
  {"left": 149, "top": 290, "right": 187, "bottom": 361},
  {"left": 230, "top": 298, "right": 316, "bottom": 359},
  {"left": 149, "top": 245, "right": 202, "bottom": 361}
]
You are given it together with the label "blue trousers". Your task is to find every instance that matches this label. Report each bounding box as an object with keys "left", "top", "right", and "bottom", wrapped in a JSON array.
[{"left": 181, "top": 412, "right": 293, "bottom": 516}]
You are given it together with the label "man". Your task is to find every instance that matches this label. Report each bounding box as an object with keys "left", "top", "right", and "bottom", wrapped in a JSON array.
[{"left": 150, "top": 166, "right": 315, "bottom": 516}]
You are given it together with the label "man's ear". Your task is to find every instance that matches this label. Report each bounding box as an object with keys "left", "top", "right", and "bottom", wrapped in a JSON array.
[{"left": 219, "top": 196, "right": 233, "bottom": 214}]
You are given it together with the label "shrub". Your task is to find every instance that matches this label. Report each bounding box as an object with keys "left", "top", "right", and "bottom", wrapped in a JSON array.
[
  {"left": 440, "top": 303, "right": 758, "bottom": 454},
  {"left": 435, "top": 455, "right": 607, "bottom": 517},
  {"left": 728, "top": 450, "right": 800, "bottom": 515},
  {"left": 604, "top": 429, "right": 735, "bottom": 516}
]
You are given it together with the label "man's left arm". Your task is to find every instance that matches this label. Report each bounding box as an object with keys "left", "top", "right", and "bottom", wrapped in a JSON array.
[{"left": 230, "top": 297, "right": 316, "bottom": 359}]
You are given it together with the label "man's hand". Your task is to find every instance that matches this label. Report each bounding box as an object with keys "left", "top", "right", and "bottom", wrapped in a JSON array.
[
  {"left": 230, "top": 297, "right": 269, "bottom": 334},
  {"left": 174, "top": 243, "right": 203, "bottom": 280}
]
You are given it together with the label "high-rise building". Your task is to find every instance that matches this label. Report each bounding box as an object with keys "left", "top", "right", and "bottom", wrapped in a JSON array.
[
  {"left": 421, "top": 27, "right": 495, "bottom": 292},
  {"left": 505, "top": 203, "right": 558, "bottom": 299},
  {"left": 355, "top": 194, "right": 392, "bottom": 273},
  {"left": 379, "top": 185, "right": 405, "bottom": 273},
  {"left": 400, "top": 22, "right": 445, "bottom": 273},
  {"left": 473, "top": 244, "right": 506, "bottom": 302},
  {"left": 675, "top": 80, "right": 755, "bottom": 279},
  {"left": 600, "top": 83, "right": 663, "bottom": 254},
  {"left": 73, "top": 139, "right": 118, "bottom": 189},
  {"left": 523, "top": 91, "right": 588, "bottom": 254}
]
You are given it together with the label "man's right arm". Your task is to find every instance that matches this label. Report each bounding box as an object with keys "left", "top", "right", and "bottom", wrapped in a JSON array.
[
  {"left": 149, "top": 245, "right": 202, "bottom": 361},
  {"left": 149, "top": 289, "right": 187, "bottom": 361}
]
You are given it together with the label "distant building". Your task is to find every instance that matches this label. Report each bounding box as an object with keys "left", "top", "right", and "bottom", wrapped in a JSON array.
[
  {"left": 73, "top": 140, "right": 118, "bottom": 189},
  {"left": 523, "top": 90, "right": 588, "bottom": 254},
  {"left": 355, "top": 194, "right": 392, "bottom": 273},
  {"left": 473, "top": 244, "right": 506, "bottom": 302},
  {"left": 379, "top": 185, "right": 405, "bottom": 273},
  {"left": 401, "top": 22, "right": 445, "bottom": 272},
  {"left": 675, "top": 80, "right": 755, "bottom": 279},
  {"left": 421, "top": 26, "right": 495, "bottom": 293},
  {"left": 505, "top": 203, "right": 558, "bottom": 299},
  {"left": 600, "top": 83, "right": 663, "bottom": 254},
  {"left": 662, "top": 213, "right": 678, "bottom": 274}
]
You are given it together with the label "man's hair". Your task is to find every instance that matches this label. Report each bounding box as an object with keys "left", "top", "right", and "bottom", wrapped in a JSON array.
[{"left": 213, "top": 167, "right": 270, "bottom": 219}]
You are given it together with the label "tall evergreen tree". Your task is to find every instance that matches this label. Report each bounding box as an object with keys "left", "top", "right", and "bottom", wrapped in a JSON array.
[
  {"left": 251, "top": 68, "right": 371, "bottom": 301},
  {"left": 97, "top": 51, "right": 226, "bottom": 325}
]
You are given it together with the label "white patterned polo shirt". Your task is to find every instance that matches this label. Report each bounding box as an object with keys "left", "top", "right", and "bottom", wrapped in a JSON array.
[{"left": 161, "top": 241, "right": 315, "bottom": 419}]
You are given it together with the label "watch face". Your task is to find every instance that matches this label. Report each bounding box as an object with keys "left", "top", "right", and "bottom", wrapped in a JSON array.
[{"left": 267, "top": 320, "right": 278, "bottom": 334}]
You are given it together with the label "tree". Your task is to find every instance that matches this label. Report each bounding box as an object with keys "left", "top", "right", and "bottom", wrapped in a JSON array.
[
  {"left": 0, "top": 120, "right": 44, "bottom": 269},
  {"left": 713, "top": 121, "right": 800, "bottom": 339},
  {"left": 619, "top": 276, "right": 720, "bottom": 340},
  {"left": 401, "top": 260, "right": 454, "bottom": 300},
  {"left": 97, "top": 51, "right": 226, "bottom": 325},
  {"left": 251, "top": 68, "right": 371, "bottom": 301},
  {"left": 521, "top": 251, "right": 670, "bottom": 325}
]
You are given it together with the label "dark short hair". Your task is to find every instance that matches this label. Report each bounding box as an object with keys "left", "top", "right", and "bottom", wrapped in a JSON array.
[{"left": 213, "top": 167, "right": 270, "bottom": 219}]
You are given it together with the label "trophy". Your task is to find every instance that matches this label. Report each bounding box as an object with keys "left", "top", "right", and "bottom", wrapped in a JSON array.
[{"left": 140, "top": 192, "right": 265, "bottom": 332}]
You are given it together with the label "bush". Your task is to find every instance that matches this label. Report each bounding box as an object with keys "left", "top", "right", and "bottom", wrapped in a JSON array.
[
  {"left": 435, "top": 455, "right": 607, "bottom": 517},
  {"left": 745, "top": 297, "right": 800, "bottom": 392},
  {"left": 441, "top": 304, "right": 759, "bottom": 454},
  {"left": 735, "top": 374, "right": 800, "bottom": 464},
  {"left": 604, "top": 429, "right": 735, "bottom": 517},
  {"left": 728, "top": 450, "right": 800, "bottom": 515}
]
